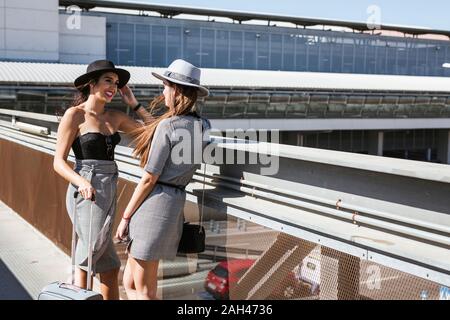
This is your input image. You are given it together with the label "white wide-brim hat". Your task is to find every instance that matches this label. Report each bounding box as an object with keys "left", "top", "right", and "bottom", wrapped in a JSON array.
[{"left": 152, "top": 59, "right": 209, "bottom": 97}]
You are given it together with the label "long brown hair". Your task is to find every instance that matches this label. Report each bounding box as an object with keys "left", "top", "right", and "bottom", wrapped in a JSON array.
[
  {"left": 131, "top": 81, "right": 198, "bottom": 167},
  {"left": 71, "top": 82, "right": 92, "bottom": 107},
  {"left": 56, "top": 78, "right": 99, "bottom": 120}
]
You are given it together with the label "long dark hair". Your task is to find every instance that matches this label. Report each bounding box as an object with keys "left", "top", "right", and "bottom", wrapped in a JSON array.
[{"left": 56, "top": 77, "right": 99, "bottom": 121}]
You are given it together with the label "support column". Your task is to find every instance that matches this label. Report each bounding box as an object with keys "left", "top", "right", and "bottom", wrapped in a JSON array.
[
  {"left": 297, "top": 133, "right": 304, "bottom": 146},
  {"left": 368, "top": 131, "right": 384, "bottom": 156},
  {"left": 231, "top": 233, "right": 315, "bottom": 300},
  {"left": 281, "top": 131, "right": 304, "bottom": 146},
  {"left": 437, "top": 130, "right": 450, "bottom": 164},
  {"left": 426, "top": 148, "right": 432, "bottom": 162}
]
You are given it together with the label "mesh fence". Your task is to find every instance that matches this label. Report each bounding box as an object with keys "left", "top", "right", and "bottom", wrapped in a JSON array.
[{"left": 114, "top": 216, "right": 445, "bottom": 300}]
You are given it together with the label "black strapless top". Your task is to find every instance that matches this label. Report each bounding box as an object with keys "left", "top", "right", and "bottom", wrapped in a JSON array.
[{"left": 72, "top": 132, "right": 121, "bottom": 161}]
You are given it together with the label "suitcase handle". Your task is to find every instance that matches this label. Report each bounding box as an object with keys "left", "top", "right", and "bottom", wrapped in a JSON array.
[
  {"left": 72, "top": 191, "right": 96, "bottom": 290},
  {"left": 59, "top": 283, "right": 83, "bottom": 293},
  {"left": 73, "top": 191, "right": 95, "bottom": 202}
]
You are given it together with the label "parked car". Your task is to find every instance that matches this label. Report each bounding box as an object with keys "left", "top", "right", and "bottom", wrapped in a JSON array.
[
  {"left": 204, "top": 259, "right": 254, "bottom": 300},
  {"left": 204, "top": 256, "right": 320, "bottom": 300}
]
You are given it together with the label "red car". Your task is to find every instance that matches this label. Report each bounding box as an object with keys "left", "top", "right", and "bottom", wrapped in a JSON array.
[
  {"left": 204, "top": 259, "right": 255, "bottom": 300},
  {"left": 204, "top": 259, "right": 318, "bottom": 300}
]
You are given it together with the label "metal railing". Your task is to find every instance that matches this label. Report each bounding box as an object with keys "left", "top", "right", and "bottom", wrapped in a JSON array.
[{"left": 1, "top": 109, "right": 449, "bottom": 288}]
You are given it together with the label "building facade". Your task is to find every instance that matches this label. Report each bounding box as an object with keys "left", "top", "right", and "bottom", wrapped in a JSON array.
[
  {"left": 95, "top": 11, "right": 450, "bottom": 77},
  {"left": 1, "top": 0, "right": 450, "bottom": 163},
  {"left": 1, "top": 0, "right": 450, "bottom": 77}
]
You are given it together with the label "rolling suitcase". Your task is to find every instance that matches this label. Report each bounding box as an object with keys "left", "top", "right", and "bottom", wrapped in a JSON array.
[{"left": 38, "top": 192, "right": 103, "bottom": 300}]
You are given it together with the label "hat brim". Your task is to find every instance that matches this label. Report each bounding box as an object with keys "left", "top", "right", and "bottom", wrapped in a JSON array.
[
  {"left": 74, "top": 68, "right": 130, "bottom": 89},
  {"left": 152, "top": 72, "right": 209, "bottom": 97}
]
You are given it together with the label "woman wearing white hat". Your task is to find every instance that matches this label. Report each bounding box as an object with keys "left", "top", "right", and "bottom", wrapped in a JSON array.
[{"left": 115, "top": 59, "right": 210, "bottom": 300}]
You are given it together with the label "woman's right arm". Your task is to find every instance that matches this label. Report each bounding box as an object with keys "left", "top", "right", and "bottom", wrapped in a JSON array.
[
  {"left": 119, "top": 85, "right": 155, "bottom": 124},
  {"left": 53, "top": 108, "right": 95, "bottom": 199}
]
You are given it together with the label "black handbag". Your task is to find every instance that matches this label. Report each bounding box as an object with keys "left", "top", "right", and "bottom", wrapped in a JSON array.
[
  {"left": 177, "top": 222, "right": 205, "bottom": 253},
  {"left": 177, "top": 132, "right": 207, "bottom": 254}
]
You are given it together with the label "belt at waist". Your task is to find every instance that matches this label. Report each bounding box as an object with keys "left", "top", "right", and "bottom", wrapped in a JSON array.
[
  {"left": 74, "top": 159, "right": 118, "bottom": 174},
  {"left": 157, "top": 181, "right": 186, "bottom": 191}
]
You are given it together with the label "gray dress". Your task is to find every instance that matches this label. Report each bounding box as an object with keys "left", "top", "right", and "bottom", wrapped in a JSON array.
[
  {"left": 66, "top": 159, "right": 121, "bottom": 274},
  {"left": 128, "top": 114, "right": 210, "bottom": 261}
]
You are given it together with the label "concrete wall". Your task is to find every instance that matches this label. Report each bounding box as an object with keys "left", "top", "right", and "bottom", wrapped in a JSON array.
[
  {"left": 0, "top": 1, "right": 105, "bottom": 63},
  {"left": 59, "top": 13, "right": 106, "bottom": 64},
  {"left": 0, "top": 0, "right": 59, "bottom": 61}
]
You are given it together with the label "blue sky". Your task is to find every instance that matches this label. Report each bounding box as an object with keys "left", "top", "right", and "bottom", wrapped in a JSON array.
[{"left": 115, "top": 0, "right": 450, "bottom": 31}]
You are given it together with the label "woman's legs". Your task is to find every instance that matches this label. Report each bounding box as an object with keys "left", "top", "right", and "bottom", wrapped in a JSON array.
[
  {"left": 75, "top": 268, "right": 91, "bottom": 289},
  {"left": 99, "top": 267, "right": 120, "bottom": 300},
  {"left": 75, "top": 267, "right": 120, "bottom": 300},
  {"left": 123, "top": 259, "right": 137, "bottom": 300},
  {"left": 128, "top": 256, "right": 159, "bottom": 300}
]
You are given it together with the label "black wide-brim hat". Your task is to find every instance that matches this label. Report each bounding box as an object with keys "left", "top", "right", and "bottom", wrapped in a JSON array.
[{"left": 74, "top": 60, "right": 130, "bottom": 89}]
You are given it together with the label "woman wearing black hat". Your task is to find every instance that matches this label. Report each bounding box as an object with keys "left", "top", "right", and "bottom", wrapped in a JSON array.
[{"left": 53, "top": 60, "right": 152, "bottom": 300}]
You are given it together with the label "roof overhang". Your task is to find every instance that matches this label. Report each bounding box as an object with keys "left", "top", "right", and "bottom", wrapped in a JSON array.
[{"left": 59, "top": 0, "right": 450, "bottom": 37}]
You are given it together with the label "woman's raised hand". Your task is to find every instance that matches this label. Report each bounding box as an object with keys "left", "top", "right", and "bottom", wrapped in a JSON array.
[{"left": 119, "top": 85, "right": 139, "bottom": 108}]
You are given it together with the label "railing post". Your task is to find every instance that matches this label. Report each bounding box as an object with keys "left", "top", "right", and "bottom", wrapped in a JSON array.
[
  {"left": 320, "top": 247, "right": 361, "bottom": 300},
  {"left": 231, "top": 233, "right": 315, "bottom": 300}
]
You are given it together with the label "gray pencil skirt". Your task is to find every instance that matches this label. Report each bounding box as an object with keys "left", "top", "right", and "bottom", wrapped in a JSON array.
[
  {"left": 127, "top": 183, "right": 186, "bottom": 261},
  {"left": 66, "top": 159, "right": 121, "bottom": 274}
]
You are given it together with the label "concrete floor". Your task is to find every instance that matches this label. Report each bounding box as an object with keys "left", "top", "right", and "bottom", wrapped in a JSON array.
[{"left": 0, "top": 200, "right": 103, "bottom": 299}]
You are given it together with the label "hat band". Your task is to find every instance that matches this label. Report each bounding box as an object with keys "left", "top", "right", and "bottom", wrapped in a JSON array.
[{"left": 164, "top": 71, "right": 200, "bottom": 85}]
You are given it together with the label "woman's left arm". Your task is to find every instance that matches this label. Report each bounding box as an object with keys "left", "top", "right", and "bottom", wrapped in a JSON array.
[{"left": 115, "top": 171, "right": 159, "bottom": 240}]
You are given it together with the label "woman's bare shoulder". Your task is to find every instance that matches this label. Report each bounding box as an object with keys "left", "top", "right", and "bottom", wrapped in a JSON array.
[
  {"left": 105, "top": 109, "right": 125, "bottom": 118},
  {"left": 105, "top": 109, "right": 132, "bottom": 126},
  {"left": 61, "top": 105, "right": 85, "bottom": 125}
]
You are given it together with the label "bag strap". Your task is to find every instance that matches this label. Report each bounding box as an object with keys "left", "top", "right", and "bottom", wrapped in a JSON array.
[
  {"left": 199, "top": 163, "right": 206, "bottom": 232},
  {"left": 197, "top": 113, "right": 207, "bottom": 233}
]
